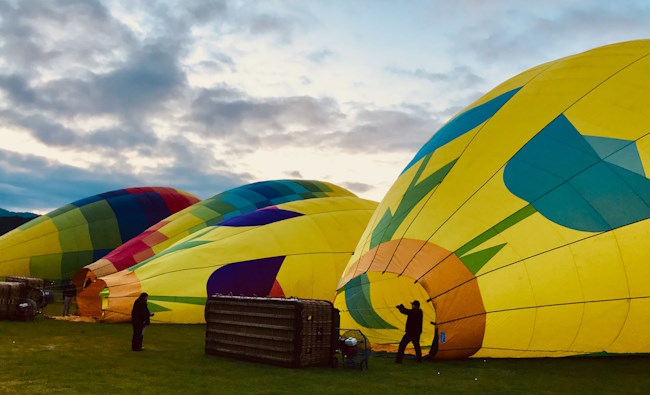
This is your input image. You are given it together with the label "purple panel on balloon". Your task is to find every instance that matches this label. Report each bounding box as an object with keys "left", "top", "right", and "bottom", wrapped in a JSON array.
[
  {"left": 217, "top": 207, "right": 303, "bottom": 227},
  {"left": 206, "top": 256, "right": 285, "bottom": 297}
]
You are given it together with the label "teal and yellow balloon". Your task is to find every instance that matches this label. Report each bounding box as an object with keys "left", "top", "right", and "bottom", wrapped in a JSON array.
[{"left": 336, "top": 40, "right": 650, "bottom": 358}]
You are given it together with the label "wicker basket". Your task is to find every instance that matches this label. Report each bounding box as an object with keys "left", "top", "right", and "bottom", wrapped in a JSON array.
[
  {"left": 0, "top": 281, "right": 26, "bottom": 320},
  {"left": 205, "top": 295, "right": 337, "bottom": 368},
  {"left": 5, "top": 276, "right": 45, "bottom": 307}
]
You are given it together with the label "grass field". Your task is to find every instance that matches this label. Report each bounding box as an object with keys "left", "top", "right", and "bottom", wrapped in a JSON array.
[{"left": 1, "top": 306, "right": 650, "bottom": 394}]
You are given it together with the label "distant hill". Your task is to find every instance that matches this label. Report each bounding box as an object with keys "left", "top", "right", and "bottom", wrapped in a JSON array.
[
  {"left": 0, "top": 208, "right": 39, "bottom": 219},
  {"left": 0, "top": 208, "right": 39, "bottom": 236}
]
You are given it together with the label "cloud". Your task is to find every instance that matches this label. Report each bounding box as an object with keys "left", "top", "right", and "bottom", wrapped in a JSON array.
[
  {"left": 0, "top": 0, "right": 137, "bottom": 76},
  {"left": 389, "top": 65, "right": 484, "bottom": 88},
  {"left": 184, "top": 0, "right": 229, "bottom": 25},
  {"left": 0, "top": 47, "right": 187, "bottom": 126},
  {"left": 444, "top": 1, "right": 650, "bottom": 69},
  {"left": 248, "top": 14, "right": 297, "bottom": 43},
  {"left": 340, "top": 181, "right": 374, "bottom": 195},
  {"left": 192, "top": 54, "right": 237, "bottom": 73},
  {"left": 285, "top": 170, "right": 303, "bottom": 178},
  {"left": 0, "top": 144, "right": 251, "bottom": 212},
  {"left": 329, "top": 105, "right": 442, "bottom": 154},
  {"left": 187, "top": 85, "right": 345, "bottom": 141},
  {"left": 306, "top": 49, "right": 334, "bottom": 63},
  {"left": 0, "top": 149, "right": 139, "bottom": 211}
]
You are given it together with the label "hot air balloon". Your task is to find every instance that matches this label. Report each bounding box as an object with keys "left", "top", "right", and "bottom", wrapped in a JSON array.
[
  {"left": 0, "top": 187, "right": 200, "bottom": 281},
  {"left": 335, "top": 40, "right": 650, "bottom": 359},
  {"left": 80, "top": 195, "right": 377, "bottom": 323},
  {"left": 74, "top": 180, "right": 354, "bottom": 289}
]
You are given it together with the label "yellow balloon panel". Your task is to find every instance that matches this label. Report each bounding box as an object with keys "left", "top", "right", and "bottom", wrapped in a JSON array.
[
  {"left": 615, "top": 220, "right": 650, "bottom": 297},
  {"left": 522, "top": 248, "right": 585, "bottom": 306},
  {"left": 569, "top": 300, "right": 630, "bottom": 352},
  {"left": 609, "top": 299, "right": 650, "bottom": 353},
  {"left": 565, "top": 54, "right": 650, "bottom": 141},
  {"left": 571, "top": 233, "right": 631, "bottom": 301},
  {"left": 276, "top": 253, "right": 349, "bottom": 302},
  {"left": 478, "top": 309, "right": 537, "bottom": 357},
  {"left": 526, "top": 304, "right": 584, "bottom": 353}
]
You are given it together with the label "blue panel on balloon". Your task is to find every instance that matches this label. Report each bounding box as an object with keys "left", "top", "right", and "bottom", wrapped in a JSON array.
[
  {"left": 99, "top": 189, "right": 129, "bottom": 199},
  {"left": 265, "top": 181, "right": 297, "bottom": 196},
  {"left": 206, "top": 256, "right": 284, "bottom": 297},
  {"left": 602, "top": 141, "right": 646, "bottom": 176},
  {"left": 505, "top": 114, "right": 650, "bottom": 232},
  {"left": 246, "top": 182, "right": 284, "bottom": 200},
  {"left": 513, "top": 115, "right": 599, "bottom": 179},
  {"left": 218, "top": 208, "right": 303, "bottom": 227},
  {"left": 610, "top": 163, "right": 650, "bottom": 208},
  {"left": 535, "top": 183, "right": 611, "bottom": 231},
  {"left": 92, "top": 249, "right": 114, "bottom": 261},
  {"left": 403, "top": 87, "right": 521, "bottom": 173},
  {"left": 503, "top": 158, "right": 565, "bottom": 202},
  {"left": 106, "top": 194, "right": 149, "bottom": 242},
  {"left": 231, "top": 188, "right": 266, "bottom": 204},
  {"left": 71, "top": 195, "right": 103, "bottom": 208},
  {"left": 218, "top": 193, "right": 254, "bottom": 209},
  {"left": 270, "top": 194, "right": 301, "bottom": 205},
  {"left": 277, "top": 179, "right": 310, "bottom": 194},
  {"left": 136, "top": 192, "right": 171, "bottom": 225},
  {"left": 572, "top": 163, "right": 650, "bottom": 229}
]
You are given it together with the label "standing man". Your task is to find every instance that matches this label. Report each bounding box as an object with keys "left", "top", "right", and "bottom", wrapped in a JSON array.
[
  {"left": 395, "top": 300, "right": 423, "bottom": 363},
  {"left": 131, "top": 292, "right": 153, "bottom": 351},
  {"left": 61, "top": 281, "right": 76, "bottom": 316}
]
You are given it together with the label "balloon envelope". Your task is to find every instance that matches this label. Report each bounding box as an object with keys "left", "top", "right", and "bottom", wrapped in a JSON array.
[
  {"left": 83, "top": 195, "right": 377, "bottom": 323},
  {"left": 75, "top": 179, "right": 354, "bottom": 286},
  {"left": 335, "top": 40, "right": 650, "bottom": 358},
  {"left": 0, "top": 187, "right": 200, "bottom": 281}
]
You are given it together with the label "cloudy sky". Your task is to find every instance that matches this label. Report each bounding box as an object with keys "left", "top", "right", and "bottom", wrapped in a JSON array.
[{"left": 0, "top": 0, "right": 648, "bottom": 213}]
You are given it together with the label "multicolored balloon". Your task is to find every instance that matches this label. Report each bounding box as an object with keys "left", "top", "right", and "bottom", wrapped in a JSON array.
[
  {"left": 81, "top": 196, "right": 377, "bottom": 323},
  {"left": 335, "top": 40, "right": 650, "bottom": 358},
  {"left": 74, "top": 180, "right": 354, "bottom": 287},
  {"left": 0, "top": 187, "right": 199, "bottom": 280}
]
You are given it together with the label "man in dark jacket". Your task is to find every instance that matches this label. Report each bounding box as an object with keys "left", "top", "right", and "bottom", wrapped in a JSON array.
[
  {"left": 395, "top": 300, "right": 423, "bottom": 363},
  {"left": 131, "top": 293, "right": 153, "bottom": 351},
  {"left": 61, "top": 281, "right": 76, "bottom": 316}
]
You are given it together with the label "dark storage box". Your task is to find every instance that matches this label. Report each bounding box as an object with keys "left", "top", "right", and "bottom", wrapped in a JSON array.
[{"left": 205, "top": 295, "right": 337, "bottom": 368}]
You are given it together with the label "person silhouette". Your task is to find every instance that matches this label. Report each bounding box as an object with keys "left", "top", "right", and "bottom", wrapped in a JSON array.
[
  {"left": 395, "top": 300, "right": 423, "bottom": 363},
  {"left": 131, "top": 293, "right": 154, "bottom": 351}
]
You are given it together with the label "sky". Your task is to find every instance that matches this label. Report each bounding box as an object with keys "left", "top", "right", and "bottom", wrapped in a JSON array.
[{"left": 0, "top": 0, "right": 649, "bottom": 214}]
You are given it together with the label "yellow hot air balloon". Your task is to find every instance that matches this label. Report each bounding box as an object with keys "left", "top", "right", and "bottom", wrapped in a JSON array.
[
  {"left": 81, "top": 195, "right": 377, "bottom": 323},
  {"left": 335, "top": 40, "right": 650, "bottom": 359}
]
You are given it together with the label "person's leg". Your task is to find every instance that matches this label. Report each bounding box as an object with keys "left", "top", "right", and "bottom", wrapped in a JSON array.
[
  {"left": 413, "top": 334, "right": 422, "bottom": 362},
  {"left": 62, "top": 296, "right": 71, "bottom": 316},
  {"left": 132, "top": 325, "right": 143, "bottom": 351},
  {"left": 395, "top": 334, "right": 409, "bottom": 363}
]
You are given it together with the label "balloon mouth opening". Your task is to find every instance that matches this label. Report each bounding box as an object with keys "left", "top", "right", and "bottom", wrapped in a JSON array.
[
  {"left": 72, "top": 268, "right": 94, "bottom": 291},
  {"left": 76, "top": 277, "right": 107, "bottom": 319}
]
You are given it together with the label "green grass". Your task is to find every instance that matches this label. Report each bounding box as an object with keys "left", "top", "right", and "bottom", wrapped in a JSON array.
[{"left": 1, "top": 306, "right": 650, "bottom": 394}]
